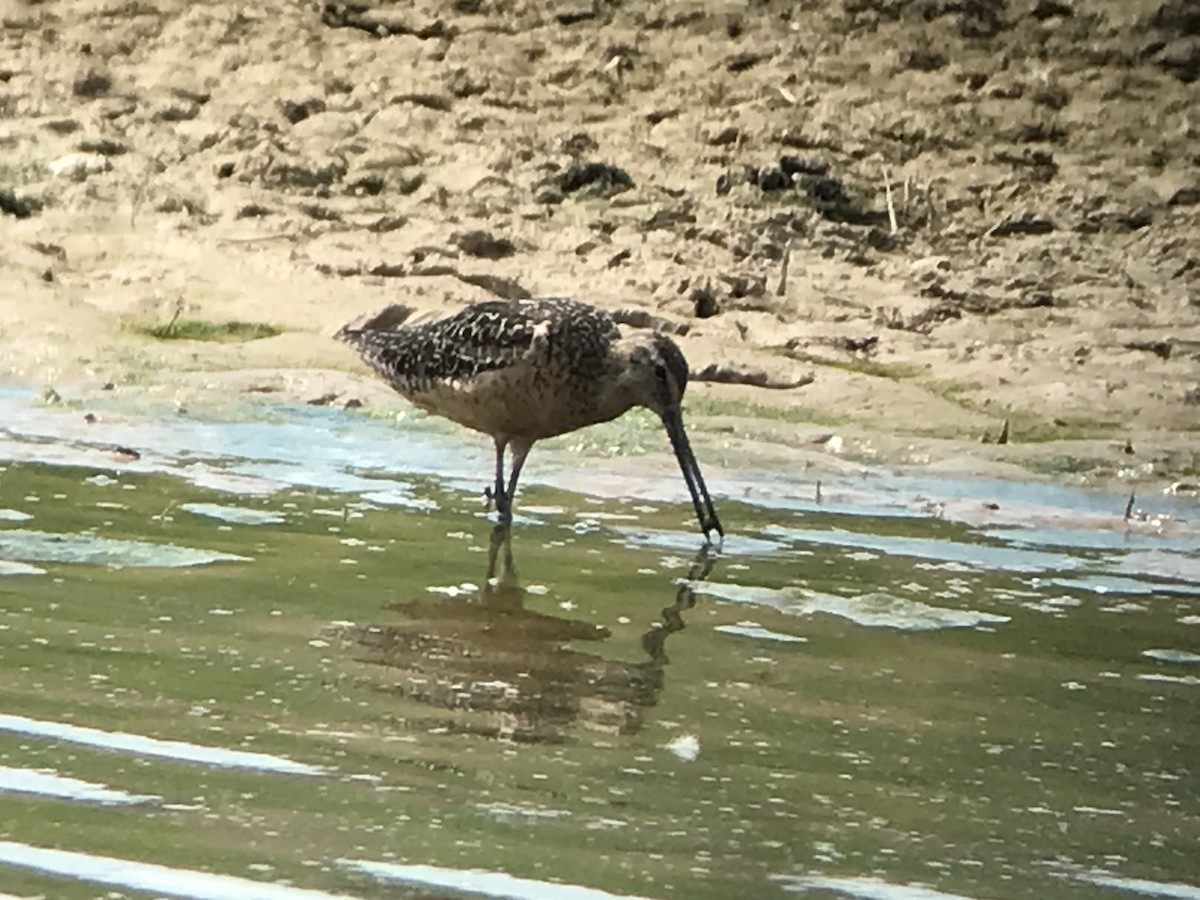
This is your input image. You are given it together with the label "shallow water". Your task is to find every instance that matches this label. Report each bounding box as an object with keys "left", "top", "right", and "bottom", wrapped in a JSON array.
[{"left": 1, "top": 388, "right": 1197, "bottom": 899}]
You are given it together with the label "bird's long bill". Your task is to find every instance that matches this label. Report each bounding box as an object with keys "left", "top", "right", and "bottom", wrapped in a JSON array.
[{"left": 661, "top": 408, "right": 723, "bottom": 542}]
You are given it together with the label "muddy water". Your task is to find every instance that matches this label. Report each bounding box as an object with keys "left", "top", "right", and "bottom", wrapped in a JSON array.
[{"left": 0, "top": 388, "right": 1197, "bottom": 900}]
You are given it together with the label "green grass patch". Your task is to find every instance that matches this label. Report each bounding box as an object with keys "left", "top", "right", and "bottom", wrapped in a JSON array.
[
  {"left": 1002, "top": 412, "right": 1120, "bottom": 443},
  {"left": 687, "top": 394, "right": 849, "bottom": 427},
  {"left": 922, "top": 379, "right": 1119, "bottom": 442},
  {"left": 138, "top": 317, "right": 283, "bottom": 343},
  {"left": 784, "top": 350, "right": 922, "bottom": 381},
  {"left": 921, "top": 377, "right": 984, "bottom": 406},
  {"left": 1023, "top": 454, "right": 1114, "bottom": 476}
]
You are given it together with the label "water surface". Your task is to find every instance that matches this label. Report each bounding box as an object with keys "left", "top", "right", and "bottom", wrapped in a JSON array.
[{"left": 1, "top": 389, "right": 1197, "bottom": 899}]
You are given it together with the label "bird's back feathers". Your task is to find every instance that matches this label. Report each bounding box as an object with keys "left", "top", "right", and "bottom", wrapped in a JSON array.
[{"left": 337, "top": 297, "right": 620, "bottom": 394}]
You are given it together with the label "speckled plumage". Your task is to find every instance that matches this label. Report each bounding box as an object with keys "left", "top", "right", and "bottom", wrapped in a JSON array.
[
  {"left": 337, "top": 296, "right": 722, "bottom": 539},
  {"left": 341, "top": 298, "right": 663, "bottom": 439}
]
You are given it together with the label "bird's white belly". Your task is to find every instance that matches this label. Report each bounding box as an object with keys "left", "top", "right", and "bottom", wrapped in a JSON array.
[{"left": 405, "top": 367, "right": 612, "bottom": 441}]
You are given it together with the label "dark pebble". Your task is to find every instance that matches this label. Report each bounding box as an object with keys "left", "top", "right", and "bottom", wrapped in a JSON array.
[
  {"left": 758, "top": 167, "right": 792, "bottom": 191},
  {"left": 558, "top": 162, "right": 634, "bottom": 196},
  {"left": 692, "top": 286, "right": 719, "bottom": 318},
  {"left": 779, "top": 155, "right": 828, "bottom": 177},
  {"left": 800, "top": 175, "right": 848, "bottom": 204}
]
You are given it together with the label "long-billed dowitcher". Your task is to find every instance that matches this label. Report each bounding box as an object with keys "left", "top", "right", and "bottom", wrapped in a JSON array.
[{"left": 337, "top": 297, "right": 722, "bottom": 540}]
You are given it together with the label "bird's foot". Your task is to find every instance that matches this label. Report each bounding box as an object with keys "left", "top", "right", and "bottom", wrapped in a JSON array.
[
  {"left": 701, "top": 516, "right": 724, "bottom": 548},
  {"left": 484, "top": 486, "right": 513, "bottom": 522}
]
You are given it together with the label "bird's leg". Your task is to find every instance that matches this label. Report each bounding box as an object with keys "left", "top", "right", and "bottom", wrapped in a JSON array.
[
  {"left": 485, "top": 523, "right": 508, "bottom": 580},
  {"left": 489, "top": 437, "right": 509, "bottom": 517},
  {"left": 485, "top": 523, "right": 518, "bottom": 586},
  {"left": 501, "top": 439, "right": 533, "bottom": 522}
]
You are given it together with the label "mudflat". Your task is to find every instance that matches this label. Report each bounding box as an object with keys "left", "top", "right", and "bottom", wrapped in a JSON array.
[{"left": 2, "top": 0, "right": 1197, "bottom": 488}]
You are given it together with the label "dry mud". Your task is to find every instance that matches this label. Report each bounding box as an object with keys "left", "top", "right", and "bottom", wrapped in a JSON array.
[{"left": 2, "top": 0, "right": 1198, "bottom": 489}]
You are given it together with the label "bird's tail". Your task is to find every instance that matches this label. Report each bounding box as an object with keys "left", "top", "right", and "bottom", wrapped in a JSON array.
[{"left": 335, "top": 304, "right": 416, "bottom": 345}]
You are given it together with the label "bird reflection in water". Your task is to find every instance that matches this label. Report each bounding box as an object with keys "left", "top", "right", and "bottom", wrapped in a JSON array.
[{"left": 327, "top": 526, "right": 716, "bottom": 744}]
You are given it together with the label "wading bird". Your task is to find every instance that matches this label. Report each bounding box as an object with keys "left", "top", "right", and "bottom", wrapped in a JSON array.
[{"left": 337, "top": 297, "right": 723, "bottom": 541}]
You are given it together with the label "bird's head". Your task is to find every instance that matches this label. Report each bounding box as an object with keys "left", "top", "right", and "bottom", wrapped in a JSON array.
[
  {"left": 623, "top": 332, "right": 690, "bottom": 416},
  {"left": 618, "top": 331, "right": 723, "bottom": 542}
]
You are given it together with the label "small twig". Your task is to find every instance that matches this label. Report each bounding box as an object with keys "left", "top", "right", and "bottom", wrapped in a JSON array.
[
  {"left": 883, "top": 167, "right": 898, "bottom": 234},
  {"left": 997, "top": 418, "right": 1010, "bottom": 445},
  {"left": 164, "top": 301, "right": 183, "bottom": 337},
  {"left": 925, "top": 178, "right": 942, "bottom": 232},
  {"left": 815, "top": 480, "right": 822, "bottom": 504},
  {"left": 981, "top": 209, "right": 1010, "bottom": 243},
  {"left": 693, "top": 363, "right": 815, "bottom": 390},
  {"left": 776, "top": 239, "right": 793, "bottom": 297},
  {"left": 1123, "top": 492, "right": 1135, "bottom": 520}
]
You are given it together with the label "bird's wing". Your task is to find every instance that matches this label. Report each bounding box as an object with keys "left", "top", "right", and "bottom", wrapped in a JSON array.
[{"left": 341, "top": 298, "right": 619, "bottom": 389}]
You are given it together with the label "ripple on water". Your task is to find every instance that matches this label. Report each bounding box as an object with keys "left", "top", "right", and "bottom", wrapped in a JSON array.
[
  {"left": 694, "top": 582, "right": 1009, "bottom": 631},
  {"left": 1019, "top": 594, "right": 1083, "bottom": 616},
  {"left": 1049, "top": 575, "right": 1200, "bottom": 597},
  {"left": 983, "top": 526, "right": 1199, "bottom": 554},
  {"left": 0, "top": 714, "right": 324, "bottom": 775},
  {"left": 714, "top": 621, "right": 808, "bottom": 643},
  {"left": 342, "top": 859, "right": 654, "bottom": 900},
  {"left": 0, "top": 529, "right": 249, "bottom": 568},
  {"left": 1136, "top": 673, "right": 1200, "bottom": 686},
  {"left": 0, "top": 560, "right": 45, "bottom": 576},
  {"left": 358, "top": 489, "right": 439, "bottom": 510},
  {"left": 615, "top": 526, "right": 788, "bottom": 555},
  {"left": 1109, "top": 550, "right": 1200, "bottom": 585},
  {"left": 476, "top": 801, "right": 571, "bottom": 822},
  {"left": 1142, "top": 649, "right": 1200, "bottom": 664},
  {"left": 773, "top": 874, "right": 976, "bottom": 899},
  {"left": 179, "top": 503, "right": 286, "bottom": 525},
  {"left": 0, "top": 841, "right": 352, "bottom": 900},
  {"left": 234, "top": 462, "right": 407, "bottom": 495},
  {"left": 763, "top": 525, "right": 1081, "bottom": 574},
  {"left": 0, "top": 766, "right": 158, "bottom": 806},
  {"left": 1074, "top": 870, "right": 1200, "bottom": 899}
]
